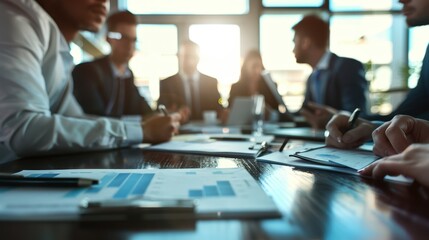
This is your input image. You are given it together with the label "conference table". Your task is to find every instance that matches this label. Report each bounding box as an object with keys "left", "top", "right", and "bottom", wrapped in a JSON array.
[{"left": 0, "top": 141, "right": 428, "bottom": 240}]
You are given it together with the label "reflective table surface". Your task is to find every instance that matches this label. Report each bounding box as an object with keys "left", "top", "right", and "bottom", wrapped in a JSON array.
[{"left": 0, "top": 144, "right": 428, "bottom": 240}]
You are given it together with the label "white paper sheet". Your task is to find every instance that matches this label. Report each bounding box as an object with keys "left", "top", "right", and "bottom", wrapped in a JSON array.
[
  {"left": 0, "top": 168, "right": 279, "bottom": 220},
  {"left": 146, "top": 140, "right": 262, "bottom": 158}
]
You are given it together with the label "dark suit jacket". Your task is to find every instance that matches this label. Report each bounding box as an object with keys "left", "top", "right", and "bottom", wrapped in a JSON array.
[
  {"left": 303, "top": 53, "right": 368, "bottom": 114},
  {"left": 158, "top": 73, "right": 221, "bottom": 120},
  {"left": 72, "top": 56, "right": 153, "bottom": 118},
  {"left": 366, "top": 44, "right": 429, "bottom": 121},
  {"left": 229, "top": 76, "right": 293, "bottom": 122}
]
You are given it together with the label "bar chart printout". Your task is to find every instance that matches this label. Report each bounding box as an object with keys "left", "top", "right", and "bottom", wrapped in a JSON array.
[{"left": 0, "top": 168, "right": 279, "bottom": 220}]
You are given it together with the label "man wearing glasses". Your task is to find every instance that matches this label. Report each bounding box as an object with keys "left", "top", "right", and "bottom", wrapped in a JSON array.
[{"left": 73, "top": 10, "right": 153, "bottom": 119}]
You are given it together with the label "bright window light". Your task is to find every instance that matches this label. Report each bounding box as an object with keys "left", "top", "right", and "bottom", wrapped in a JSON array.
[
  {"left": 126, "top": 0, "right": 248, "bottom": 15},
  {"left": 189, "top": 24, "right": 241, "bottom": 101}
]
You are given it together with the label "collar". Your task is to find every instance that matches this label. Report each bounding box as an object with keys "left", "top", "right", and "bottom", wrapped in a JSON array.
[
  {"left": 109, "top": 60, "right": 132, "bottom": 79},
  {"left": 314, "top": 51, "right": 331, "bottom": 71},
  {"left": 180, "top": 71, "right": 200, "bottom": 83}
]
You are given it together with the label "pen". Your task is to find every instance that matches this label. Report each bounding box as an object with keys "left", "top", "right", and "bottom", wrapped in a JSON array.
[
  {"left": 158, "top": 104, "right": 169, "bottom": 116},
  {"left": 0, "top": 175, "right": 98, "bottom": 188},
  {"left": 347, "top": 108, "right": 361, "bottom": 131},
  {"left": 279, "top": 137, "right": 290, "bottom": 152},
  {"left": 255, "top": 141, "right": 269, "bottom": 158}
]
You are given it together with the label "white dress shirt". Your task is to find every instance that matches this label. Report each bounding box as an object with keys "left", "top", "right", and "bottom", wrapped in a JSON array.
[{"left": 0, "top": 0, "right": 142, "bottom": 163}]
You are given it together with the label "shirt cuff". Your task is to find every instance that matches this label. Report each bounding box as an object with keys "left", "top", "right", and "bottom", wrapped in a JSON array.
[{"left": 122, "top": 121, "right": 143, "bottom": 146}]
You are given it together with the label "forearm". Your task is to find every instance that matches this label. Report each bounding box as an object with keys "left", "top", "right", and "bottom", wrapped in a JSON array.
[{"left": 1, "top": 111, "right": 142, "bottom": 158}]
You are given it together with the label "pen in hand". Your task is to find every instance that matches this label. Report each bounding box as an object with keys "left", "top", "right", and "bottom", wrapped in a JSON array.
[
  {"left": 346, "top": 108, "right": 361, "bottom": 132},
  {"left": 158, "top": 104, "right": 169, "bottom": 116}
]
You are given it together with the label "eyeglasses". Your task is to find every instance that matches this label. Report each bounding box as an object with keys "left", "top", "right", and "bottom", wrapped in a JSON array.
[{"left": 107, "top": 32, "right": 137, "bottom": 43}]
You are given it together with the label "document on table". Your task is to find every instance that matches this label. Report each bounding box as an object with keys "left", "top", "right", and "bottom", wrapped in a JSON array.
[
  {"left": 0, "top": 168, "right": 280, "bottom": 221},
  {"left": 293, "top": 147, "right": 379, "bottom": 170},
  {"left": 256, "top": 142, "right": 359, "bottom": 175},
  {"left": 256, "top": 142, "right": 412, "bottom": 184},
  {"left": 146, "top": 140, "right": 263, "bottom": 158}
]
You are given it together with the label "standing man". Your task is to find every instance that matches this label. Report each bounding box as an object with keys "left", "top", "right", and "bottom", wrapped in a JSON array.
[
  {"left": 292, "top": 15, "right": 369, "bottom": 129},
  {"left": 73, "top": 11, "right": 153, "bottom": 119},
  {"left": 0, "top": 0, "right": 180, "bottom": 163},
  {"left": 158, "top": 40, "right": 222, "bottom": 122}
]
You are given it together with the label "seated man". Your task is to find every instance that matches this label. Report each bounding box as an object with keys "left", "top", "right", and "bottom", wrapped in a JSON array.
[
  {"left": 292, "top": 15, "right": 369, "bottom": 129},
  {"left": 73, "top": 11, "right": 153, "bottom": 118},
  {"left": 158, "top": 40, "right": 222, "bottom": 122},
  {"left": 0, "top": 0, "right": 179, "bottom": 164}
]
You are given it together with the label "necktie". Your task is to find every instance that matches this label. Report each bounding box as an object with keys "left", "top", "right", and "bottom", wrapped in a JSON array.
[
  {"left": 312, "top": 70, "right": 323, "bottom": 104},
  {"left": 108, "top": 77, "right": 124, "bottom": 117},
  {"left": 189, "top": 79, "right": 200, "bottom": 119}
]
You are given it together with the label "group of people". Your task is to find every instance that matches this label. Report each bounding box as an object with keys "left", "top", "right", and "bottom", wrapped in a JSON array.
[{"left": 1, "top": 0, "right": 429, "bottom": 187}]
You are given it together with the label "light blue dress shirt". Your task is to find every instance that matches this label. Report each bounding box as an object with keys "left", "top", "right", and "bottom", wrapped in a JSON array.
[{"left": 0, "top": 0, "right": 142, "bottom": 163}]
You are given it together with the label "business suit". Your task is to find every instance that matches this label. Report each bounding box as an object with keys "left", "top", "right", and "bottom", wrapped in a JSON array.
[
  {"left": 72, "top": 56, "right": 153, "bottom": 118},
  {"left": 158, "top": 73, "right": 221, "bottom": 120},
  {"left": 303, "top": 53, "right": 368, "bottom": 113}
]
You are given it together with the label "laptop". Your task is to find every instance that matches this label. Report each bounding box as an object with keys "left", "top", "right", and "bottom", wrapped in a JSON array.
[{"left": 226, "top": 96, "right": 254, "bottom": 126}]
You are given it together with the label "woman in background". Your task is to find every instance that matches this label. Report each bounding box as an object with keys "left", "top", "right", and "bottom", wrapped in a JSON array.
[{"left": 228, "top": 50, "right": 289, "bottom": 121}]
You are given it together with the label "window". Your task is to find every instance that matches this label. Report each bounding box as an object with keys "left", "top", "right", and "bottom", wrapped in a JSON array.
[
  {"left": 409, "top": 26, "right": 429, "bottom": 88},
  {"left": 260, "top": 14, "right": 311, "bottom": 111},
  {"left": 262, "top": 0, "right": 323, "bottom": 7},
  {"left": 189, "top": 24, "right": 241, "bottom": 104},
  {"left": 124, "top": 0, "right": 248, "bottom": 15},
  {"left": 129, "top": 24, "right": 178, "bottom": 105},
  {"left": 330, "top": 14, "right": 407, "bottom": 114},
  {"left": 330, "top": 0, "right": 402, "bottom": 11}
]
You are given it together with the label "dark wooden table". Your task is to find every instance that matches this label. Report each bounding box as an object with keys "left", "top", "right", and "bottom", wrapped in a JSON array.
[{"left": 1, "top": 145, "right": 428, "bottom": 240}]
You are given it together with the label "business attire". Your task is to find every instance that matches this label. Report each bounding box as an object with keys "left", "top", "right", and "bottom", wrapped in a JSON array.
[
  {"left": 366, "top": 44, "right": 429, "bottom": 121},
  {"left": 303, "top": 52, "right": 368, "bottom": 113},
  {"left": 158, "top": 72, "right": 221, "bottom": 120},
  {"left": 229, "top": 76, "right": 279, "bottom": 112},
  {"left": 72, "top": 56, "right": 153, "bottom": 118},
  {"left": 0, "top": 0, "right": 142, "bottom": 163}
]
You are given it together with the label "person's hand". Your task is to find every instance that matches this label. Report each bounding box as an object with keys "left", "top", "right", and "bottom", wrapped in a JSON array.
[
  {"left": 359, "top": 144, "right": 429, "bottom": 187},
  {"left": 142, "top": 113, "right": 181, "bottom": 143},
  {"left": 372, "top": 115, "right": 429, "bottom": 157},
  {"left": 326, "top": 112, "right": 376, "bottom": 149},
  {"left": 177, "top": 106, "right": 191, "bottom": 124},
  {"left": 300, "top": 102, "right": 338, "bottom": 130}
]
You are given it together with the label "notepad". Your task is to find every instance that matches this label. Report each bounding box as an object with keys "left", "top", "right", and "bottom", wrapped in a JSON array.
[{"left": 293, "top": 147, "right": 379, "bottom": 170}]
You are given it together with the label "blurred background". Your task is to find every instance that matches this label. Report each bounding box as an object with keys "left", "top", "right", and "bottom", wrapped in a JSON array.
[{"left": 71, "top": 0, "right": 429, "bottom": 113}]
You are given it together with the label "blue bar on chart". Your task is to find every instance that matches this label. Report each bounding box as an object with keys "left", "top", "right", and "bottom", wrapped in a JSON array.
[
  {"left": 131, "top": 173, "right": 154, "bottom": 195},
  {"left": 113, "top": 173, "right": 143, "bottom": 199},
  {"left": 188, "top": 190, "right": 203, "bottom": 198},
  {"left": 85, "top": 173, "right": 117, "bottom": 194},
  {"left": 217, "top": 181, "right": 235, "bottom": 196},
  {"left": 108, "top": 173, "right": 130, "bottom": 187},
  {"left": 64, "top": 188, "right": 87, "bottom": 198},
  {"left": 203, "top": 185, "right": 219, "bottom": 196}
]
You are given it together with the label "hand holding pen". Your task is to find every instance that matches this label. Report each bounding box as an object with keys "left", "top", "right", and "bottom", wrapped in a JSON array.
[{"left": 325, "top": 108, "right": 376, "bottom": 149}]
